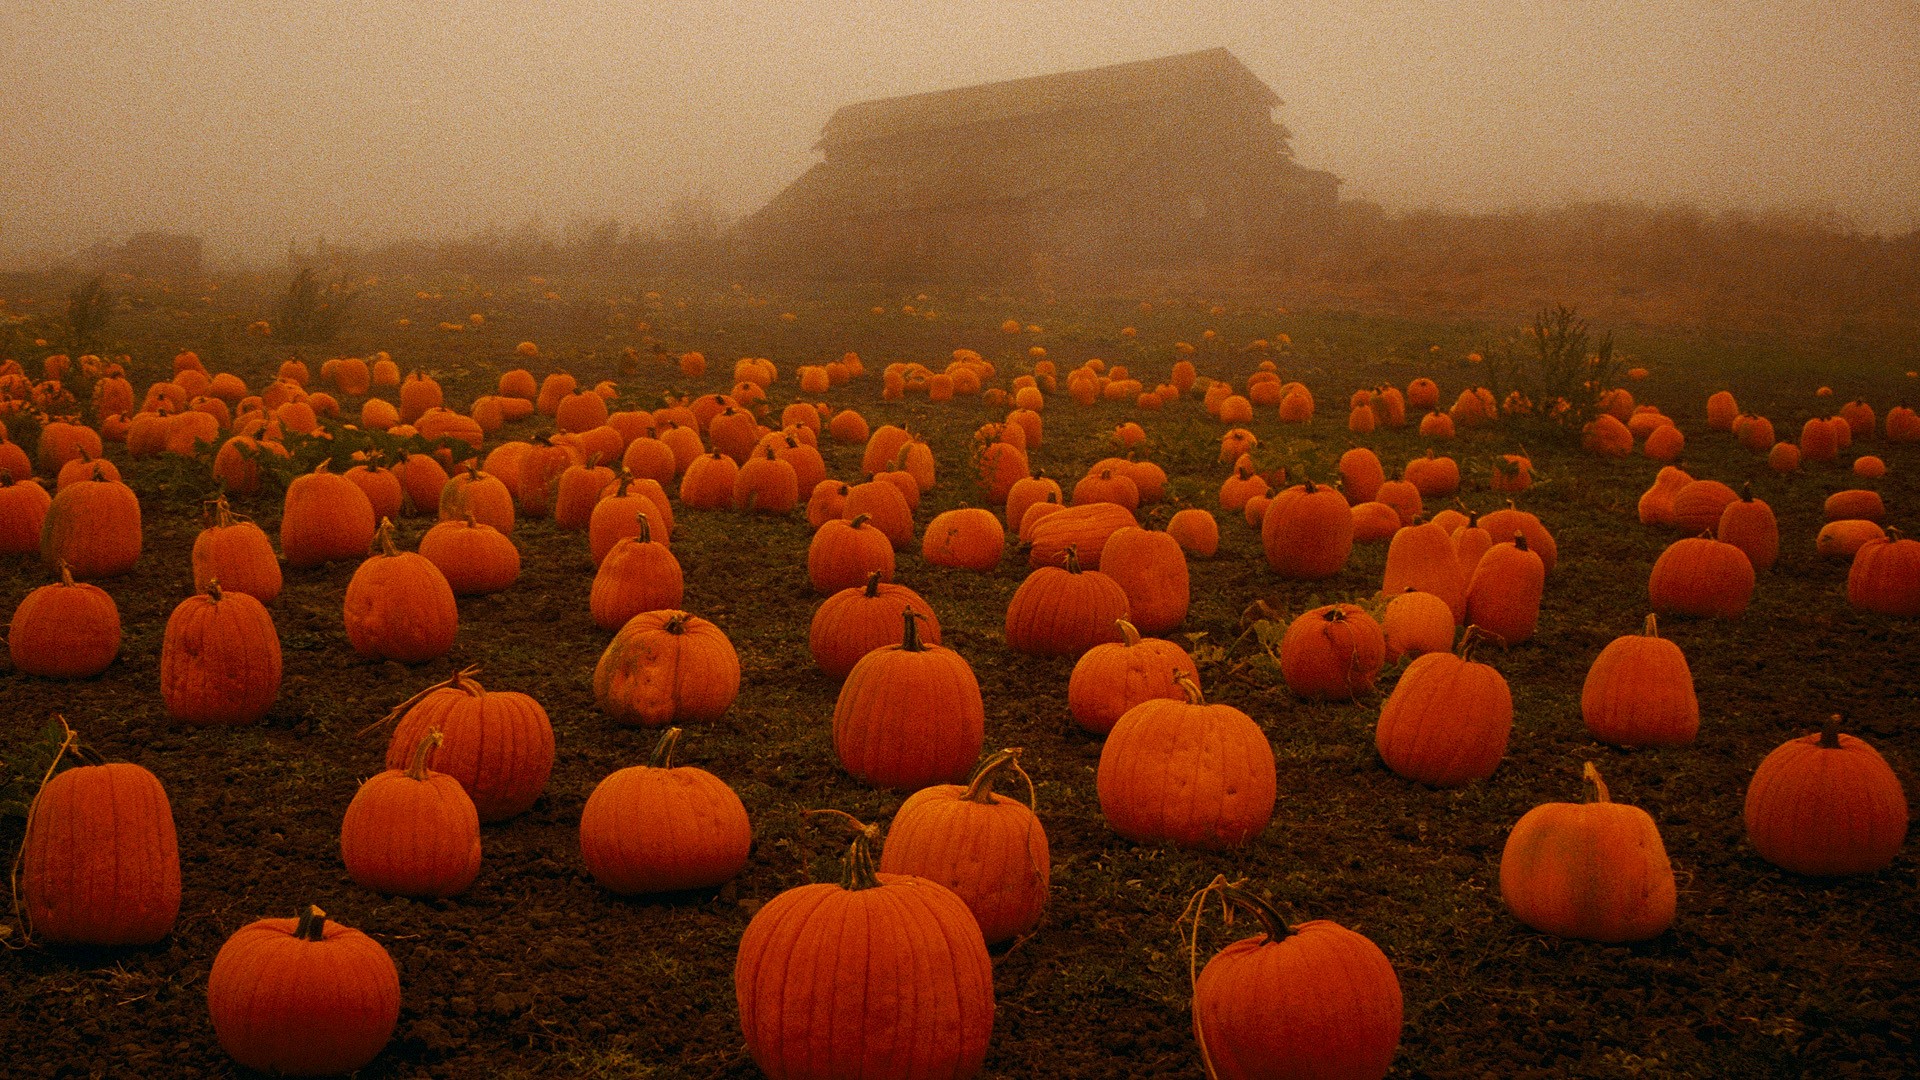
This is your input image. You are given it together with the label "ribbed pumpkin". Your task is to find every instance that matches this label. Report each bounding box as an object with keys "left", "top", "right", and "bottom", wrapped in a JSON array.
[
  {"left": 842, "top": 478, "right": 915, "bottom": 549},
  {"left": 834, "top": 610, "right": 985, "bottom": 789},
  {"left": 735, "top": 821, "right": 993, "bottom": 1080},
  {"left": 1649, "top": 535, "right": 1754, "bottom": 618},
  {"left": 160, "top": 581, "right": 282, "bottom": 725},
  {"left": 281, "top": 460, "right": 377, "bottom": 568},
  {"left": 1260, "top": 477, "right": 1353, "bottom": 580},
  {"left": 0, "top": 469, "right": 53, "bottom": 554},
  {"left": 678, "top": 450, "right": 738, "bottom": 510},
  {"left": 40, "top": 466, "right": 141, "bottom": 578},
  {"left": 207, "top": 905, "right": 400, "bottom": 1076},
  {"left": 381, "top": 665, "right": 555, "bottom": 821},
  {"left": 922, "top": 507, "right": 1005, "bottom": 571},
  {"left": 588, "top": 473, "right": 672, "bottom": 564},
  {"left": 809, "top": 513, "right": 896, "bottom": 594},
  {"left": 1190, "top": 878, "right": 1403, "bottom": 1080},
  {"left": 1279, "top": 604, "right": 1386, "bottom": 701},
  {"left": 1167, "top": 507, "right": 1220, "bottom": 557},
  {"left": 343, "top": 461, "right": 404, "bottom": 521},
  {"left": 809, "top": 572, "right": 942, "bottom": 678},
  {"left": 1100, "top": 525, "right": 1189, "bottom": 633},
  {"left": 191, "top": 495, "right": 281, "bottom": 602},
  {"left": 1744, "top": 718, "right": 1908, "bottom": 876},
  {"left": 1450, "top": 510, "right": 1492, "bottom": 578},
  {"left": 580, "top": 727, "right": 753, "bottom": 894},
  {"left": 1067, "top": 619, "right": 1200, "bottom": 734},
  {"left": 341, "top": 731, "right": 481, "bottom": 898},
  {"left": 418, "top": 512, "right": 520, "bottom": 595},
  {"left": 1846, "top": 529, "right": 1920, "bottom": 615},
  {"left": 595, "top": 611, "right": 741, "bottom": 727},
  {"left": 1005, "top": 473, "right": 1063, "bottom": 529},
  {"left": 1463, "top": 535, "right": 1545, "bottom": 645},
  {"left": 588, "top": 511, "right": 683, "bottom": 629},
  {"left": 9, "top": 562, "right": 121, "bottom": 677},
  {"left": 1097, "top": 673, "right": 1276, "bottom": 848},
  {"left": 1581, "top": 614, "right": 1698, "bottom": 746},
  {"left": 1382, "top": 520, "right": 1466, "bottom": 623},
  {"left": 552, "top": 459, "right": 615, "bottom": 530},
  {"left": 1670, "top": 480, "right": 1740, "bottom": 533},
  {"left": 1381, "top": 588, "right": 1455, "bottom": 664},
  {"left": 1338, "top": 446, "right": 1386, "bottom": 502},
  {"left": 1715, "top": 484, "right": 1778, "bottom": 571},
  {"left": 1481, "top": 503, "right": 1557, "bottom": 573},
  {"left": 1817, "top": 518, "right": 1885, "bottom": 558},
  {"left": 1005, "top": 546, "right": 1130, "bottom": 657},
  {"left": 440, "top": 464, "right": 517, "bottom": 534},
  {"left": 1374, "top": 632, "right": 1513, "bottom": 787},
  {"left": 1025, "top": 500, "right": 1137, "bottom": 569},
  {"left": 1499, "top": 762, "right": 1676, "bottom": 942},
  {"left": 879, "top": 749, "right": 1050, "bottom": 944},
  {"left": 344, "top": 520, "right": 458, "bottom": 662},
  {"left": 21, "top": 748, "right": 180, "bottom": 945},
  {"left": 735, "top": 446, "right": 799, "bottom": 513},
  {"left": 1637, "top": 465, "right": 1692, "bottom": 526},
  {"left": 1824, "top": 488, "right": 1887, "bottom": 523}
]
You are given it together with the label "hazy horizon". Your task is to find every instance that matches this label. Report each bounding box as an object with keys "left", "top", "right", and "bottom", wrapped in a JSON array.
[{"left": 4, "top": 0, "right": 1917, "bottom": 268}]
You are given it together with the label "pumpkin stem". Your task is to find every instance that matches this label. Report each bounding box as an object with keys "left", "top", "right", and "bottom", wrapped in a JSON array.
[
  {"left": 1818, "top": 715, "right": 1842, "bottom": 749},
  {"left": 1179, "top": 874, "right": 1298, "bottom": 1080},
  {"left": 804, "top": 810, "right": 884, "bottom": 891},
  {"left": 1116, "top": 619, "right": 1141, "bottom": 648},
  {"left": 356, "top": 663, "right": 483, "bottom": 737},
  {"left": 1642, "top": 613, "right": 1660, "bottom": 638},
  {"left": 960, "top": 748, "right": 1036, "bottom": 809},
  {"left": 614, "top": 469, "right": 633, "bottom": 497},
  {"left": 205, "top": 578, "right": 224, "bottom": 602},
  {"left": 56, "top": 560, "right": 74, "bottom": 588},
  {"left": 634, "top": 510, "right": 652, "bottom": 544},
  {"left": 899, "top": 609, "right": 928, "bottom": 652},
  {"left": 862, "top": 571, "right": 882, "bottom": 598},
  {"left": 405, "top": 730, "right": 443, "bottom": 780},
  {"left": 848, "top": 512, "right": 872, "bottom": 530},
  {"left": 372, "top": 517, "right": 398, "bottom": 557},
  {"left": 1219, "top": 882, "right": 1298, "bottom": 943},
  {"left": 1063, "top": 544, "right": 1082, "bottom": 573},
  {"left": 664, "top": 612, "right": 689, "bottom": 635},
  {"left": 1582, "top": 761, "right": 1611, "bottom": 804},
  {"left": 1514, "top": 532, "right": 1529, "bottom": 552},
  {"left": 1173, "top": 670, "right": 1205, "bottom": 705},
  {"left": 293, "top": 905, "right": 328, "bottom": 942},
  {"left": 314, "top": 458, "right": 333, "bottom": 475},
  {"left": 648, "top": 726, "right": 682, "bottom": 769}
]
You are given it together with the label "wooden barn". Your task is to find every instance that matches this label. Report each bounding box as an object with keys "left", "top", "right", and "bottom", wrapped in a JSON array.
[{"left": 735, "top": 48, "right": 1339, "bottom": 280}]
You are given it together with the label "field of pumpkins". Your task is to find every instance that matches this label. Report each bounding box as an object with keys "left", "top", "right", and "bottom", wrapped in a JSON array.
[{"left": 1, "top": 280, "right": 1915, "bottom": 1079}]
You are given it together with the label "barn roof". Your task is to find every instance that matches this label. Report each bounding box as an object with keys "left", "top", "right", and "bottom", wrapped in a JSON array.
[{"left": 816, "top": 47, "right": 1280, "bottom": 151}]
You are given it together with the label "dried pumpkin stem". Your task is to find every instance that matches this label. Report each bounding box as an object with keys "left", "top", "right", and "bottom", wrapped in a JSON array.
[
  {"left": 803, "top": 810, "right": 883, "bottom": 891},
  {"left": 56, "top": 560, "right": 74, "bottom": 588},
  {"left": 1642, "top": 613, "right": 1660, "bottom": 638},
  {"left": 405, "top": 731, "right": 444, "bottom": 780},
  {"left": 356, "top": 663, "right": 483, "bottom": 738},
  {"left": 293, "top": 905, "right": 328, "bottom": 942},
  {"left": 848, "top": 512, "right": 872, "bottom": 530},
  {"left": 1818, "top": 714, "right": 1843, "bottom": 749},
  {"left": 1173, "top": 671, "right": 1206, "bottom": 706},
  {"left": 961, "top": 748, "right": 1034, "bottom": 808},
  {"left": 373, "top": 517, "right": 398, "bottom": 557},
  {"left": 635, "top": 510, "right": 652, "bottom": 543},
  {"left": 899, "top": 609, "right": 928, "bottom": 652},
  {"left": 663, "top": 613, "right": 688, "bottom": 635},
  {"left": 649, "top": 726, "right": 683, "bottom": 769},
  {"left": 1063, "top": 544, "right": 1082, "bottom": 573},
  {"left": 1582, "top": 761, "right": 1611, "bottom": 804},
  {"left": 205, "top": 579, "right": 224, "bottom": 602},
  {"left": 862, "top": 571, "right": 883, "bottom": 598}
]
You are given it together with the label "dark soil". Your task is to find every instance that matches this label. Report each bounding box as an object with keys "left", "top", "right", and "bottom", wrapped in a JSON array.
[{"left": 2, "top": 280, "right": 1916, "bottom": 1079}]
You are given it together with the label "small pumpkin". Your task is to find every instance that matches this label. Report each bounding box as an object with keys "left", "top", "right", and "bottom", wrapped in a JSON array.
[
  {"left": 589, "top": 511, "right": 684, "bottom": 630},
  {"left": 9, "top": 561, "right": 121, "bottom": 677},
  {"left": 1005, "top": 546, "right": 1130, "bottom": 657},
  {"left": 1581, "top": 614, "right": 1698, "bottom": 746},
  {"left": 1649, "top": 534, "right": 1754, "bottom": 618},
  {"left": 192, "top": 495, "right": 281, "bottom": 602},
  {"left": 809, "top": 572, "right": 941, "bottom": 679},
  {"left": 1067, "top": 619, "right": 1201, "bottom": 734},
  {"left": 1374, "top": 630, "right": 1513, "bottom": 787},
  {"left": 418, "top": 511, "right": 520, "bottom": 596},
  {"left": 1279, "top": 604, "right": 1386, "bottom": 701}
]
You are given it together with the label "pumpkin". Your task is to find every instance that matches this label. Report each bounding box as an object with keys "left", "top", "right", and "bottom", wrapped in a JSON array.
[
  {"left": 922, "top": 507, "right": 1005, "bottom": 571},
  {"left": 1671, "top": 479, "right": 1739, "bottom": 533},
  {"left": 1005, "top": 546, "right": 1130, "bottom": 657},
  {"left": 1374, "top": 632, "right": 1512, "bottom": 786},
  {"left": 1481, "top": 503, "right": 1558, "bottom": 573},
  {"left": 1490, "top": 453, "right": 1532, "bottom": 493},
  {"left": 207, "top": 905, "right": 400, "bottom": 1076},
  {"left": 1824, "top": 488, "right": 1886, "bottom": 523},
  {"left": 735, "top": 821, "right": 993, "bottom": 1080},
  {"left": 1335, "top": 447, "right": 1385, "bottom": 502},
  {"left": 595, "top": 610, "right": 741, "bottom": 727},
  {"left": 835, "top": 610, "right": 985, "bottom": 789},
  {"left": 1097, "top": 672, "right": 1276, "bottom": 848},
  {"left": 1768, "top": 440, "right": 1801, "bottom": 472},
  {"left": 842, "top": 479, "right": 915, "bottom": 549},
  {"left": 1261, "top": 477, "right": 1353, "bottom": 580},
  {"left": 1706, "top": 390, "right": 1739, "bottom": 429},
  {"left": 809, "top": 513, "right": 896, "bottom": 594},
  {"left": 1382, "top": 519, "right": 1466, "bottom": 623},
  {"left": 399, "top": 370, "right": 443, "bottom": 422},
  {"left": 191, "top": 495, "right": 282, "bottom": 603},
  {"left": 1005, "top": 473, "right": 1063, "bottom": 529},
  {"left": 1402, "top": 451, "right": 1460, "bottom": 497},
  {"left": 40, "top": 466, "right": 141, "bottom": 578},
  {"left": 589, "top": 511, "right": 684, "bottom": 629},
  {"left": 1800, "top": 416, "right": 1840, "bottom": 462},
  {"left": 1348, "top": 501, "right": 1399, "bottom": 542},
  {"left": 1642, "top": 422, "right": 1684, "bottom": 461},
  {"left": 161, "top": 581, "right": 283, "bottom": 724},
  {"left": 344, "top": 520, "right": 458, "bottom": 663},
  {"left": 281, "top": 460, "right": 376, "bottom": 568},
  {"left": 589, "top": 473, "right": 673, "bottom": 563},
  {"left": 580, "top": 727, "right": 753, "bottom": 893},
  {"left": 1101, "top": 525, "right": 1189, "bottom": 633},
  {"left": 1279, "top": 604, "right": 1386, "bottom": 701},
  {"left": 1649, "top": 535, "right": 1754, "bottom": 618},
  {"left": 1888, "top": 404, "right": 1920, "bottom": 442},
  {"left": 1716, "top": 484, "right": 1778, "bottom": 571},
  {"left": 419, "top": 512, "right": 521, "bottom": 596},
  {"left": 551, "top": 459, "right": 615, "bottom": 530},
  {"left": 1067, "top": 619, "right": 1200, "bottom": 734},
  {"left": 1219, "top": 465, "right": 1269, "bottom": 513},
  {"left": 1373, "top": 479, "right": 1423, "bottom": 526},
  {"left": 1637, "top": 466, "right": 1692, "bottom": 526},
  {"left": 1381, "top": 588, "right": 1455, "bottom": 664},
  {"left": 21, "top": 750, "right": 180, "bottom": 945},
  {"left": 341, "top": 731, "right": 481, "bottom": 898},
  {"left": 1744, "top": 717, "right": 1908, "bottom": 875},
  {"left": 879, "top": 748, "right": 1050, "bottom": 944},
  {"left": 1581, "top": 614, "right": 1698, "bottom": 746},
  {"left": 9, "top": 561, "right": 121, "bottom": 677},
  {"left": 1072, "top": 467, "right": 1140, "bottom": 510},
  {"left": 810, "top": 572, "right": 941, "bottom": 678},
  {"left": 734, "top": 446, "right": 799, "bottom": 513},
  {"left": 1499, "top": 762, "right": 1676, "bottom": 942},
  {"left": 1025, "top": 500, "right": 1137, "bottom": 569},
  {"left": 1190, "top": 878, "right": 1403, "bottom": 1080},
  {"left": 1817, "top": 518, "right": 1885, "bottom": 558},
  {"left": 1167, "top": 507, "right": 1219, "bottom": 557},
  {"left": 1847, "top": 529, "right": 1920, "bottom": 615},
  {"left": 0, "top": 469, "right": 52, "bottom": 554},
  {"left": 1738, "top": 414, "right": 1776, "bottom": 453},
  {"left": 1463, "top": 535, "right": 1545, "bottom": 645}
]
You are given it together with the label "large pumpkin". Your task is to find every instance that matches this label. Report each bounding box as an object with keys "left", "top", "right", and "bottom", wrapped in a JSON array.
[
  {"left": 589, "top": 511, "right": 684, "bottom": 630},
  {"left": 735, "top": 822, "right": 994, "bottom": 1080},
  {"left": 834, "top": 610, "right": 985, "bottom": 790},
  {"left": 1744, "top": 718, "right": 1907, "bottom": 875},
  {"left": 1192, "top": 879, "right": 1402, "bottom": 1080},
  {"left": 922, "top": 507, "right": 1006, "bottom": 571},
  {"left": 341, "top": 731, "right": 482, "bottom": 898},
  {"left": 383, "top": 666, "right": 555, "bottom": 822},
  {"left": 1100, "top": 525, "right": 1190, "bottom": 633},
  {"left": 418, "top": 512, "right": 521, "bottom": 596},
  {"left": 594, "top": 610, "right": 742, "bottom": 727},
  {"left": 344, "top": 520, "right": 459, "bottom": 662},
  {"left": 1499, "top": 762, "right": 1676, "bottom": 942},
  {"left": 161, "top": 581, "right": 283, "bottom": 725},
  {"left": 1374, "top": 633, "right": 1512, "bottom": 787},
  {"left": 207, "top": 905, "right": 401, "bottom": 1076},
  {"left": 1261, "top": 477, "right": 1354, "bottom": 580},
  {"left": 40, "top": 466, "right": 141, "bottom": 578},
  {"left": 1005, "top": 546, "right": 1130, "bottom": 657},
  {"left": 1097, "top": 673, "right": 1276, "bottom": 848},
  {"left": 9, "top": 561, "right": 121, "bottom": 678},
  {"left": 1581, "top": 614, "right": 1697, "bottom": 746},
  {"left": 22, "top": 751, "right": 180, "bottom": 945},
  {"left": 808, "top": 513, "right": 896, "bottom": 594},
  {"left": 879, "top": 748, "right": 1051, "bottom": 944},
  {"left": 1025, "top": 500, "right": 1137, "bottom": 569},
  {"left": 580, "top": 727, "right": 753, "bottom": 894}
]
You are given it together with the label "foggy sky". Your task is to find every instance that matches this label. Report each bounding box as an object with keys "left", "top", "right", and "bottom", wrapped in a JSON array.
[{"left": 3, "top": 0, "right": 1917, "bottom": 265}]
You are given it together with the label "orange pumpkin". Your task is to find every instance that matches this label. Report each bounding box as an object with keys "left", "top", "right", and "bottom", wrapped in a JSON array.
[
  {"left": 1581, "top": 614, "right": 1697, "bottom": 746},
  {"left": 834, "top": 610, "right": 984, "bottom": 789},
  {"left": 1499, "top": 762, "right": 1676, "bottom": 942},
  {"left": 1279, "top": 604, "right": 1386, "bottom": 700},
  {"left": 161, "top": 581, "right": 283, "bottom": 724},
  {"left": 594, "top": 611, "right": 741, "bottom": 727},
  {"left": 1005, "top": 546, "right": 1130, "bottom": 657},
  {"left": 207, "top": 905, "right": 400, "bottom": 1076},
  {"left": 879, "top": 749, "right": 1050, "bottom": 944},
  {"left": 1744, "top": 718, "right": 1908, "bottom": 876},
  {"left": 21, "top": 752, "right": 180, "bottom": 946},
  {"left": 341, "top": 731, "right": 481, "bottom": 898},
  {"left": 1097, "top": 673, "right": 1276, "bottom": 848},
  {"left": 580, "top": 727, "right": 752, "bottom": 894}
]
